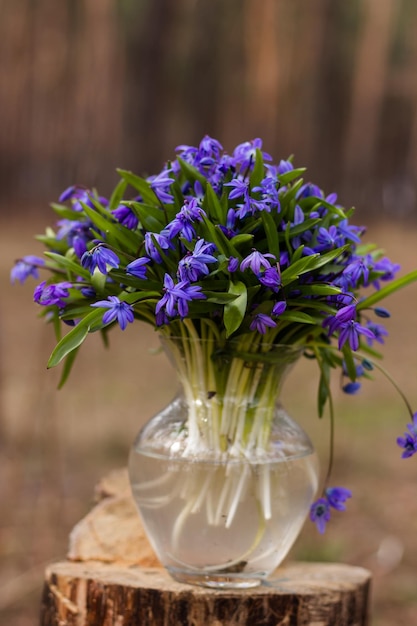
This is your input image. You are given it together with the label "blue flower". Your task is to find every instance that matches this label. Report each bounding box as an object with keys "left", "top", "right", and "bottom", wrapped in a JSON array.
[
  {"left": 365, "top": 321, "right": 388, "bottom": 346},
  {"left": 224, "top": 178, "right": 249, "bottom": 201},
  {"left": 397, "top": 413, "right": 417, "bottom": 458},
  {"left": 325, "top": 487, "right": 352, "bottom": 511},
  {"left": 126, "top": 257, "right": 150, "bottom": 280},
  {"left": 165, "top": 198, "right": 205, "bottom": 241},
  {"left": 259, "top": 266, "right": 282, "bottom": 292},
  {"left": 342, "top": 381, "right": 362, "bottom": 395},
  {"left": 228, "top": 256, "right": 239, "bottom": 272},
  {"left": 310, "top": 486, "right": 352, "bottom": 533},
  {"left": 81, "top": 245, "right": 120, "bottom": 275},
  {"left": 11, "top": 256, "right": 45, "bottom": 284},
  {"left": 233, "top": 138, "right": 272, "bottom": 171},
  {"left": 338, "top": 320, "right": 375, "bottom": 351},
  {"left": 272, "top": 301, "right": 287, "bottom": 316},
  {"left": 249, "top": 313, "right": 277, "bottom": 334},
  {"left": 112, "top": 205, "right": 139, "bottom": 230},
  {"left": 148, "top": 169, "right": 175, "bottom": 204},
  {"left": 240, "top": 250, "right": 275, "bottom": 274},
  {"left": 144, "top": 232, "right": 172, "bottom": 263},
  {"left": 91, "top": 296, "right": 134, "bottom": 330},
  {"left": 34, "top": 281, "right": 72, "bottom": 307},
  {"left": 155, "top": 274, "right": 205, "bottom": 320},
  {"left": 309, "top": 498, "right": 331, "bottom": 534},
  {"left": 178, "top": 239, "right": 217, "bottom": 282}
]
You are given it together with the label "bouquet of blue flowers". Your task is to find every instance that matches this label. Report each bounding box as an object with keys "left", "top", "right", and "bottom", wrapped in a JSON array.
[{"left": 12, "top": 136, "right": 417, "bottom": 533}]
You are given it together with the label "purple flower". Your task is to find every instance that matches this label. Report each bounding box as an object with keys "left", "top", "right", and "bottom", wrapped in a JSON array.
[
  {"left": 233, "top": 138, "right": 272, "bottom": 171},
  {"left": 259, "top": 266, "right": 282, "bottom": 292},
  {"left": 373, "top": 257, "right": 400, "bottom": 288},
  {"left": 81, "top": 245, "right": 120, "bottom": 275},
  {"left": 365, "top": 321, "right": 388, "bottom": 345},
  {"left": 178, "top": 239, "right": 217, "bottom": 282},
  {"left": 126, "top": 257, "right": 150, "bottom": 280},
  {"left": 250, "top": 313, "right": 277, "bottom": 334},
  {"left": 272, "top": 301, "right": 287, "bottom": 316},
  {"left": 316, "top": 225, "right": 342, "bottom": 250},
  {"left": 344, "top": 255, "right": 374, "bottom": 287},
  {"left": 59, "top": 186, "right": 108, "bottom": 212},
  {"left": 165, "top": 198, "right": 205, "bottom": 241},
  {"left": 338, "top": 320, "right": 375, "bottom": 351},
  {"left": 397, "top": 413, "right": 417, "bottom": 458},
  {"left": 144, "top": 232, "right": 172, "bottom": 263},
  {"left": 342, "top": 381, "right": 362, "bottom": 394},
  {"left": 155, "top": 274, "right": 205, "bottom": 320},
  {"left": 149, "top": 169, "right": 175, "bottom": 204},
  {"left": 325, "top": 487, "right": 352, "bottom": 511},
  {"left": 309, "top": 498, "right": 331, "bottom": 534},
  {"left": 112, "top": 205, "right": 139, "bottom": 230},
  {"left": 219, "top": 209, "right": 238, "bottom": 239},
  {"left": 11, "top": 256, "right": 45, "bottom": 284},
  {"left": 91, "top": 296, "right": 135, "bottom": 330},
  {"left": 228, "top": 256, "right": 239, "bottom": 272},
  {"left": 240, "top": 250, "right": 275, "bottom": 274},
  {"left": 34, "top": 281, "right": 72, "bottom": 308},
  {"left": 224, "top": 178, "right": 249, "bottom": 201}
]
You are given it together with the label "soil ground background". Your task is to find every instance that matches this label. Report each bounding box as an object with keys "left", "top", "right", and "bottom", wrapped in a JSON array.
[{"left": 1, "top": 215, "right": 416, "bottom": 625}]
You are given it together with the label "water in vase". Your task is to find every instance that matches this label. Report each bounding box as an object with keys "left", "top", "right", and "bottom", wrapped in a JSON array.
[{"left": 129, "top": 449, "right": 319, "bottom": 587}]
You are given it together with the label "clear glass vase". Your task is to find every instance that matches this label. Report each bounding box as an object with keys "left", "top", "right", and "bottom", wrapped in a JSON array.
[{"left": 129, "top": 333, "right": 319, "bottom": 589}]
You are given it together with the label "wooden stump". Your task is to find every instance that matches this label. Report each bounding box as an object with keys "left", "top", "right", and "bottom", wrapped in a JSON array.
[{"left": 40, "top": 470, "right": 371, "bottom": 626}]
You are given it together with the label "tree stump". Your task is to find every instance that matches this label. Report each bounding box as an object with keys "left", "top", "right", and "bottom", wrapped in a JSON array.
[{"left": 40, "top": 469, "right": 371, "bottom": 626}]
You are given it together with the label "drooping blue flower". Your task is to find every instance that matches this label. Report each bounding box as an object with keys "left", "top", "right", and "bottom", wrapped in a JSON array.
[
  {"left": 272, "top": 300, "right": 287, "bottom": 316},
  {"left": 228, "top": 256, "right": 239, "bottom": 272},
  {"left": 219, "top": 209, "right": 238, "bottom": 239},
  {"left": 165, "top": 198, "right": 205, "bottom": 241},
  {"left": 374, "top": 307, "right": 391, "bottom": 318},
  {"left": 325, "top": 487, "right": 352, "bottom": 511},
  {"left": 373, "top": 257, "right": 400, "bottom": 288},
  {"left": 397, "top": 413, "right": 417, "bottom": 458},
  {"left": 91, "top": 296, "right": 135, "bottom": 330},
  {"left": 249, "top": 313, "right": 277, "bottom": 334},
  {"left": 338, "top": 320, "right": 375, "bottom": 351},
  {"left": 144, "top": 232, "right": 172, "bottom": 263},
  {"left": 34, "top": 281, "right": 72, "bottom": 307},
  {"left": 59, "top": 186, "right": 108, "bottom": 212},
  {"left": 365, "top": 321, "right": 388, "bottom": 345},
  {"left": 11, "top": 256, "right": 45, "bottom": 284},
  {"left": 81, "top": 245, "right": 120, "bottom": 275},
  {"left": 155, "top": 274, "right": 205, "bottom": 320},
  {"left": 342, "top": 381, "right": 362, "bottom": 394},
  {"left": 126, "top": 257, "right": 151, "bottom": 280},
  {"left": 112, "top": 205, "right": 139, "bottom": 230},
  {"left": 148, "top": 169, "right": 175, "bottom": 204},
  {"left": 259, "top": 266, "right": 282, "bottom": 292},
  {"left": 56, "top": 219, "right": 93, "bottom": 259},
  {"left": 240, "top": 250, "right": 275, "bottom": 274},
  {"left": 309, "top": 498, "right": 331, "bottom": 534}
]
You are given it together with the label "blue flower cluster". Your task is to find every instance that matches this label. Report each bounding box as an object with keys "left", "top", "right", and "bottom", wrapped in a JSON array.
[{"left": 11, "top": 135, "right": 417, "bottom": 532}]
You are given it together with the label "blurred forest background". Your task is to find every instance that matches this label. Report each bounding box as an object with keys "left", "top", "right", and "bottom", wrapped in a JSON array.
[{"left": 1, "top": 1, "right": 417, "bottom": 625}]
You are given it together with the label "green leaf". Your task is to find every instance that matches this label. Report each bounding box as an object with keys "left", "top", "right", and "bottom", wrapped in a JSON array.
[
  {"left": 205, "top": 291, "right": 238, "bottom": 304},
  {"left": 249, "top": 149, "right": 265, "bottom": 188},
  {"left": 177, "top": 157, "right": 207, "bottom": 188},
  {"left": 47, "top": 309, "right": 105, "bottom": 368},
  {"left": 342, "top": 344, "right": 357, "bottom": 381},
  {"left": 261, "top": 211, "right": 280, "bottom": 259},
  {"left": 204, "top": 183, "right": 224, "bottom": 223},
  {"left": 126, "top": 201, "right": 166, "bottom": 231},
  {"left": 277, "top": 167, "right": 306, "bottom": 186},
  {"left": 44, "top": 252, "right": 91, "bottom": 280},
  {"left": 357, "top": 269, "right": 417, "bottom": 311},
  {"left": 278, "top": 311, "right": 316, "bottom": 325},
  {"left": 109, "top": 178, "right": 128, "bottom": 212},
  {"left": 224, "top": 281, "right": 247, "bottom": 337},
  {"left": 116, "top": 169, "right": 158, "bottom": 205},
  {"left": 57, "top": 347, "right": 80, "bottom": 389},
  {"left": 230, "top": 234, "right": 254, "bottom": 248}
]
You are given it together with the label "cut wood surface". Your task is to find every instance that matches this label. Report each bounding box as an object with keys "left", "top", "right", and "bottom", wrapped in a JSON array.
[{"left": 40, "top": 469, "right": 371, "bottom": 625}]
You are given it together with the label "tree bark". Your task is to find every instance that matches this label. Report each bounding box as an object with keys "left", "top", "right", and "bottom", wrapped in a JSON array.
[{"left": 40, "top": 469, "right": 371, "bottom": 625}]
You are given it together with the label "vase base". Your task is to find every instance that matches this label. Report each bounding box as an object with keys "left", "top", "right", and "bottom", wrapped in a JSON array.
[{"left": 168, "top": 568, "right": 263, "bottom": 589}]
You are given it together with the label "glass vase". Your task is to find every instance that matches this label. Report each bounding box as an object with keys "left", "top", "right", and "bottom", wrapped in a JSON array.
[{"left": 129, "top": 333, "right": 319, "bottom": 589}]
